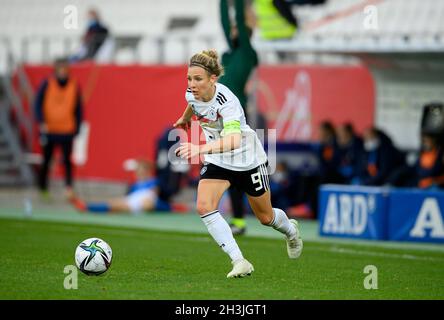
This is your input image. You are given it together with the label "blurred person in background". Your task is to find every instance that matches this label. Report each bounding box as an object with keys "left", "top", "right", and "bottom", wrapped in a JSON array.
[
  {"left": 309, "top": 121, "right": 342, "bottom": 216},
  {"left": 254, "top": 0, "right": 298, "bottom": 61},
  {"left": 35, "top": 57, "right": 83, "bottom": 200},
  {"left": 71, "top": 159, "right": 171, "bottom": 214},
  {"left": 387, "top": 133, "right": 444, "bottom": 189},
  {"left": 415, "top": 133, "right": 444, "bottom": 189},
  {"left": 285, "top": 0, "right": 326, "bottom": 5},
  {"left": 219, "top": 0, "right": 259, "bottom": 236},
  {"left": 220, "top": 0, "right": 257, "bottom": 114},
  {"left": 254, "top": 0, "right": 328, "bottom": 60},
  {"left": 355, "top": 127, "right": 405, "bottom": 186},
  {"left": 291, "top": 121, "right": 341, "bottom": 219},
  {"left": 336, "top": 122, "right": 364, "bottom": 184},
  {"left": 155, "top": 127, "right": 189, "bottom": 207},
  {"left": 70, "top": 8, "right": 109, "bottom": 62},
  {"left": 317, "top": 121, "right": 342, "bottom": 184},
  {"left": 254, "top": 0, "right": 297, "bottom": 41},
  {"left": 269, "top": 161, "right": 293, "bottom": 210}
]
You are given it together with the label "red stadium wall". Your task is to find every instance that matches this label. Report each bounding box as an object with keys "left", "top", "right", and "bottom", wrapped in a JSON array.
[
  {"left": 255, "top": 65, "right": 374, "bottom": 141},
  {"left": 23, "top": 64, "right": 188, "bottom": 181},
  {"left": 22, "top": 64, "right": 374, "bottom": 181}
]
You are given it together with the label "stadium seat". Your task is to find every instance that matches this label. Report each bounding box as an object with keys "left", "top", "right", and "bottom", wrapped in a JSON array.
[
  {"left": 0, "top": 0, "right": 222, "bottom": 66},
  {"left": 254, "top": 0, "right": 444, "bottom": 56},
  {"left": 1, "top": 0, "right": 444, "bottom": 66}
]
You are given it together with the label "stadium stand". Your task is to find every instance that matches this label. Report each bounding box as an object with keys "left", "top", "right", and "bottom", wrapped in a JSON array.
[
  {"left": 254, "top": 0, "right": 444, "bottom": 54},
  {"left": 0, "top": 0, "right": 226, "bottom": 67},
  {"left": 271, "top": 1, "right": 444, "bottom": 151},
  {"left": 1, "top": 0, "right": 444, "bottom": 67}
]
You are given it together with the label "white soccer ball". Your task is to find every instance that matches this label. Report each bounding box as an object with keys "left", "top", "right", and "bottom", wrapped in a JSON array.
[{"left": 75, "top": 238, "right": 112, "bottom": 275}]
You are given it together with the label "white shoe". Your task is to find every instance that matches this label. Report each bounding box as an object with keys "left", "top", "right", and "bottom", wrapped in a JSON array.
[
  {"left": 287, "top": 219, "right": 303, "bottom": 259},
  {"left": 226, "top": 259, "right": 254, "bottom": 278}
]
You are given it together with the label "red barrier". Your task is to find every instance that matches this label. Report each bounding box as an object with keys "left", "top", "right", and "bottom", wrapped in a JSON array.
[
  {"left": 23, "top": 64, "right": 188, "bottom": 180},
  {"left": 22, "top": 64, "right": 374, "bottom": 181},
  {"left": 255, "top": 65, "right": 374, "bottom": 140}
]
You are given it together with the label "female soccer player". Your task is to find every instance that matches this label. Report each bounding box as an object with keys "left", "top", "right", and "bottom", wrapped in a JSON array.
[{"left": 174, "top": 49, "right": 303, "bottom": 278}]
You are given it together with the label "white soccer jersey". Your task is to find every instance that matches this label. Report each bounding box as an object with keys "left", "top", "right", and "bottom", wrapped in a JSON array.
[{"left": 185, "top": 83, "right": 267, "bottom": 171}]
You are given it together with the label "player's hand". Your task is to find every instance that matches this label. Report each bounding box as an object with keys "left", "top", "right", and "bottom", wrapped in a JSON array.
[
  {"left": 173, "top": 116, "right": 191, "bottom": 130},
  {"left": 175, "top": 143, "right": 200, "bottom": 159}
]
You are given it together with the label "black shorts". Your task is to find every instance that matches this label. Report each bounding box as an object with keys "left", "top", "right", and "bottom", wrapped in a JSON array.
[{"left": 199, "top": 162, "right": 270, "bottom": 197}]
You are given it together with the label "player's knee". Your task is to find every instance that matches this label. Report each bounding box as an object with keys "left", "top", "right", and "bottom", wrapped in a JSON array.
[
  {"left": 196, "top": 200, "right": 217, "bottom": 215},
  {"left": 258, "top": 214, "right": 273, "bottom": 226}
]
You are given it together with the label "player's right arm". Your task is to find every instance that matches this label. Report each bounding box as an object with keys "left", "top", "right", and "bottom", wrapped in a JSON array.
[{"left": 173, "top": 104, "right": 193, "bottom": 130}]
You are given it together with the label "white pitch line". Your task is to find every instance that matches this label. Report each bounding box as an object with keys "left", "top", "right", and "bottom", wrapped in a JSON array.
[
  {"left": 34, "top": 223, "right": 212, "bottom": 243},
  {"left": 313, "top": 246, "right": 444, "bottom": 262},
  {"left": 306, "top": 237, "right": 444, "bottom": 253}
]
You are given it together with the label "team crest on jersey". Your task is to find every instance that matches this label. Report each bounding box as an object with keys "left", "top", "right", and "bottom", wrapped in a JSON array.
[
  {"left": 200, "top": 166, "right": 208, "bottom": 176},
  {"left": 207, "top": 107, "right": 217, "bottom": 121},
  {"left": 194, "top": 106, "right": 218, "bottom": 124}
]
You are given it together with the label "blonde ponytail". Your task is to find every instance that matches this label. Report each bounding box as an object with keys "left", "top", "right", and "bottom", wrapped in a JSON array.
[{"left": 189, "top": 49, "right": 224, "bottom": 77}]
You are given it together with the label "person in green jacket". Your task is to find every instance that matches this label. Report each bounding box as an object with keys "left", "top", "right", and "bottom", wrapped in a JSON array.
[
  {"left": 219, "top": 0, "right": 258, "bottom": 110},
  {"left": 219, "top": 0, "right": 259, "bottom": 235}
]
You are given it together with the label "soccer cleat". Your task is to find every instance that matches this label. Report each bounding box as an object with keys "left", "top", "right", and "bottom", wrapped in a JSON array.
[
  {"left": 287, "top": 219, "right": 303, "bottom": 259},
  {"left": 70, "top": 197, "right": 87, "bottom": 212},
  {"left": 226, "top": 259, "right": 254, "bottom": 278}
]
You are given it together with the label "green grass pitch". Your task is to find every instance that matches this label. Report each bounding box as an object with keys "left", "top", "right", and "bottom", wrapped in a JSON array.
[{"left": 0, "top": 217, "right": 443, "bottom": 300}]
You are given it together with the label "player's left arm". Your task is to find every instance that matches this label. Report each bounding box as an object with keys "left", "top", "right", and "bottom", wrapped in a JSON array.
[
  {"left": 201, "top": 98, "right": 243, "bottom": 155},
  {"left": 200, "top": 122, "right": 242, "bottom": 155},
  {"left": 176, "top": 99, "right": 242, "bottom": 159},
  {"left": 176, "top": 120, "right": 241, "bottom": 159}
]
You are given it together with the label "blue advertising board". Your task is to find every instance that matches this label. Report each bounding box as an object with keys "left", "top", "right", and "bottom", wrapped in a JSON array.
[
  {"left": 388, "top": 189, "right": 444, "bottom": 243},
  {"left": 318, "top": 185, "right": 390, "bottom": 240}
]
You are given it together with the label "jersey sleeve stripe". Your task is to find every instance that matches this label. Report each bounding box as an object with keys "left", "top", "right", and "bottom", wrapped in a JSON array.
[{"left": 218, "top": 92, "right": 227, "bottom": 102}]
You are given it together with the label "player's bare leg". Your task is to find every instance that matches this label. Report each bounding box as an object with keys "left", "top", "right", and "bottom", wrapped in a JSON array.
[
  {"left": 247, "top": 190, "right": 303, "bottom": 259},
  {"left": 108, "top": 198, "right": 133, "bottom": 213},
  {"left": 109, "top": 197, "right": 155, "bottom": 214},
  {"left": 140, "top": 197, "right": 156, "bottom": 212},
  {"left": 197, "top": 179, "right": 254, "bottom": 278},
  {"left": 71, "top": 197, "right": 152, "bottom": 215}
]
